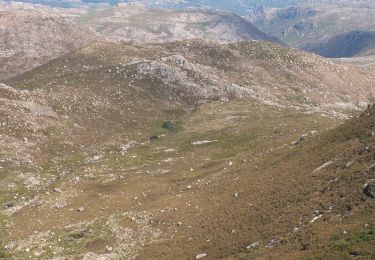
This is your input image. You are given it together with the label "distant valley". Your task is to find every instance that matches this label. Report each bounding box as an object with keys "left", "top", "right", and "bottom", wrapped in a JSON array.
[{"left": 249, "top": 1, "right": 375, "bottom": 58}]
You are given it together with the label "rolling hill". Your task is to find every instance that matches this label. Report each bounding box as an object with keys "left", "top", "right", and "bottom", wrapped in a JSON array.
[{"left": 1, "top": 38, "right": 375, "bottom": 258}]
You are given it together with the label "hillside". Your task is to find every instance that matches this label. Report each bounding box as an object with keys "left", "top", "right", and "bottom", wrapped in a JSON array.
[
  {"left": 1, "top": 39, "right": 375, "bottom": 259},
  {"left": 0, "top": 2, "right": 101, "bottom": 80},
  {"left": 80, "top": 4, "right": 281, "bottom": 44},
  {"left": 304, "top": 30, "right": 375, "bottom": 58},
  {"left": 248, "top": 1, "right": 375, "bottom": 48},
  {"left": 0, "top": 1, "right": 285, "bottom": 81},
  {"left": 333, "top": 55, "right": 375, "bottom": 75}
]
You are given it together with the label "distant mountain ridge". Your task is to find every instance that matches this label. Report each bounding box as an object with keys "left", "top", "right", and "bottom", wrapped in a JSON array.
[
  {"left": 248, "top": 1, "right": 375, "bottom": 48},
  {"left": 3, "top": 0, "right": 302, "bottom": 14},
  {"left": 304, "top": 30, "right": 375, "bottom": 58},
  {"left": 0, "top": 1, "right": 283, "bottom": 81},
  {"left": 80, "top": 4, "right": 282, "bottom": 44}
]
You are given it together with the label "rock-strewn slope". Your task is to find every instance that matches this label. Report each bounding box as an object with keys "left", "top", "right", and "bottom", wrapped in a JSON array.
[
  {"left": 1, "top": 39, "right": 375, "bottom": 258},
  {"left": 6, "top": 39, "right": 375, "bottom": 117}
]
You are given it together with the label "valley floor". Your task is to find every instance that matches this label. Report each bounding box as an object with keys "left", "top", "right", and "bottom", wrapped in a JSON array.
[{"left": 1, "top": 97, "right": 375, "bottom": 259}]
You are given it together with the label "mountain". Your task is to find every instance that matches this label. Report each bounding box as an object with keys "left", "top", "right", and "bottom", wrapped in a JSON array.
[
  {"left": 1, "top": 1, "right": 375, "bottom": 259},
  {"left": 0, "top": 1, "right": 283, "bottom": 81},
  {"left": 124, "top": 0, "right": 302, "bottom": 15},
  {"left": 80, "top": 4, "right": 282, "bottom": 44},
  {"left": 1, "top": 38, "right": 375, "bottom": 258},
  {"left": 0, "top": 2, "right": 101, "bottom": 80},
  {"left": 304, "top": 30, "right": 375, "bottom": 58},
  {"left": 248, "top": 1, "right": 375, "bottom": 48},
  {"left": 4, "top": 0, "right": 303, "bottom": 14}
]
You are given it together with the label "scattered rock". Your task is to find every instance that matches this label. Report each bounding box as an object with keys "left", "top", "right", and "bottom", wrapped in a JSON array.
[
  {"left": 33, "top": 201, "right": 43, "bottom": 207},
  {"left": 77, "top": 207, "right": 85, "bottom": 212},
  {"left": 313, "top": 161, "right": 334, "bottom": 173},
  {"left": 345, "top": 160, "right": 354, "bottom": 169},
  {"left": 363, "top": 180, "right": 374, "bottom": 198},
  {"left": 234, "top": 192, "right": 239, "bottom": 197},
  {"left": 149, "top": 135, "right": 160, "bottom": 141},
  {"left": 310, "top": 214, "right": 323, "bottom": 223},
  {"left": 266, "top": 239, "right": 279, "bottom": 248},
  {"left": 367, "top": 162, "right": 375, "bottom": 172},
  {"left": 246, "top": 242, "right": 260, "bottom": 250},
  {"left": 53, "top": 201, "right": 67, "bottom": 209},
  {"left": 191, "top": 140, "right": 218, "bottom": 145},
  {"left": 196, "top": 253, "right": 207, "bottom": 259},
  {"left": 3, "top": 201, "right": 16, "bottom": 209}
]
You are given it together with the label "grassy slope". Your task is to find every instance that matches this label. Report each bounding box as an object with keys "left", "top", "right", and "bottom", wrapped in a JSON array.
[
  {"left": 4, "top": 97, "right": 374, "bottom": 259},
  {"left": 1, "top": 40, "right": 375, "bottom": 258},
  {"left": 1, "top": 97, "right": 341, "bottom": 259}
]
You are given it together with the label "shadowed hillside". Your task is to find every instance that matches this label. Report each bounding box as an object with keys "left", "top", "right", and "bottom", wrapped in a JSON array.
[{"left": 304, "top": 30, "right": 375, "bottom": 58}]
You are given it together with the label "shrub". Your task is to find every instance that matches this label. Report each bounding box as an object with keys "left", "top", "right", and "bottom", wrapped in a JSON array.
[{"left": 162, "top": 120, "right": 180, "bottom": 133}]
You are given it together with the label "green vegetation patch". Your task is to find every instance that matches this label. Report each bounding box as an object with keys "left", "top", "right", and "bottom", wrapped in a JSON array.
[
  {"left": 0, "top": 214, "right": 10, "bottom": 259},
  {"left": 332, "top": 225, "right": 375, "bottom": 250},
  {"left": 52, "top": 218, "right": 113, "bottom": 256}
]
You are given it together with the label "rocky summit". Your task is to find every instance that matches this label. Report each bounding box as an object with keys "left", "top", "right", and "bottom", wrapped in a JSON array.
[{"left": 1, "top": 1, "right": 375, "bottom": 259}]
